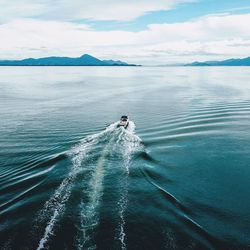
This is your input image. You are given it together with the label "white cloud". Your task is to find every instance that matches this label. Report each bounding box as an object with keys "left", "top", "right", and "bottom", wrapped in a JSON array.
[
  {"left": 1, "top": 13, "right": 250, "bottom": 64},
  {"left": 0, "top": 0, "right": 194, "bottom": 22},
  {"left": 0, "top": 0, "right": 45, "bottom": 23}
]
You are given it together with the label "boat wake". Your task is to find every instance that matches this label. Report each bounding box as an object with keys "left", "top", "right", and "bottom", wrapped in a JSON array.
[
  {"left": 76, "top": 121, "right": 142, "bottom": 249},
  {"left": 34, "top": 121, "right": 142, "bottom": 250}
]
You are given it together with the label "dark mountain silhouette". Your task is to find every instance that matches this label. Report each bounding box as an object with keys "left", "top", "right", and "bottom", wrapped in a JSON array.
[
  {"left": 0, "top": 54, "right": 137, "bottom": 66},
  {"left": 187, "top": 56, "right": 250, "bottom": 66}
]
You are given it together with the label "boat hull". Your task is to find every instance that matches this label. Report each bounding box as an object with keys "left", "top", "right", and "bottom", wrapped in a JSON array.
[{"left": 118, "top": 122, "right": 129, "bottom": 129}]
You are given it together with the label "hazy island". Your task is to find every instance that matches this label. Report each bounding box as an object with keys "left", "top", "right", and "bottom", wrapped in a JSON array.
[
  {"left": 186, "top": 56, "right": 250, "bottom": 66},
  {"left": 0, "top": 54, "right": 138, "bottom": 66}
]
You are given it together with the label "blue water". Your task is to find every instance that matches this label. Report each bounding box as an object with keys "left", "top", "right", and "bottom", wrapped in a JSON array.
[{"left": 1, "top": 66, "right": 250, "bottom": 249}]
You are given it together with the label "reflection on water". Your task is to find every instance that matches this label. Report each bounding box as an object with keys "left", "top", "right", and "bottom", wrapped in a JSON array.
[{"left": 0, "top": 66, "right": 250, "bottom": 249}]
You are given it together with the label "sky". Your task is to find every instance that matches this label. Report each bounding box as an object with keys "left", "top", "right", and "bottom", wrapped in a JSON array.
[{"left": 1, "top": 0, "right": 250, "bottom": 65}]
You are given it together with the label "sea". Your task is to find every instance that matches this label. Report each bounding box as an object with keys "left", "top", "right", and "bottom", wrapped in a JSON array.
[{"left": 0, "top": 66, "right": 250, "bottom": 249}]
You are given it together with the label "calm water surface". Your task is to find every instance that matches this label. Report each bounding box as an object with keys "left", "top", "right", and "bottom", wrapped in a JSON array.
[{"left": 0, "top": 66, "right": 250, "bottom": 249}]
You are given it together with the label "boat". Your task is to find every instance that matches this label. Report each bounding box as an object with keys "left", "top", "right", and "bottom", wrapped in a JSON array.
[{"left": 118, "top": 115, "right": 129, "bottom": 128}]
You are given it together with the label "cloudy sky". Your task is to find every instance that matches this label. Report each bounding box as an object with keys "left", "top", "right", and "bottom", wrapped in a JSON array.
[{"left": 1, "top": 0, "right": 250, "bottom": 64}]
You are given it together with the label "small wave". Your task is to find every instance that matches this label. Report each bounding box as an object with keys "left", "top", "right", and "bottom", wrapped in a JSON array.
[
  {"left": 141, "top": 166, "right": 221, "bottom": 249},
  {"left": 0, "top": 181, "right": 43, "bottom": 217},
  {"left": 141, "top": 101, "right": 250, "bottom": 141},
  {"left": 141, "top": 167, "right": 191, "bottom": 214},
  {"left": 0, "top": 153, "right": 66, "bottom": 196}
]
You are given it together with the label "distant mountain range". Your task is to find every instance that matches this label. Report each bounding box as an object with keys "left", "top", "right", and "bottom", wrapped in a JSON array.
[
  {"left": 187, "top": 56, "right": 250, "bottom": 66},
  {"left": 0, "top": 54, "right": 137, "bottom": 66}
]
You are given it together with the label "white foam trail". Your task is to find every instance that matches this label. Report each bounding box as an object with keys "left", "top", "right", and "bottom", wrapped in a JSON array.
[
  {"left": 36, "top": 123, "right": 117, "bottom": 250},
  {"left": 117, "top": 187, "right": 128, "bottom": 250},
  {"left": 116, "top": 121, "right": 142, "bottom": 250},
  {"left": 77, "top": 132, "right": 118, "bottom": 249},
  {"left": 37, "top": 209, "right": 59, "bottom": 250}
]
